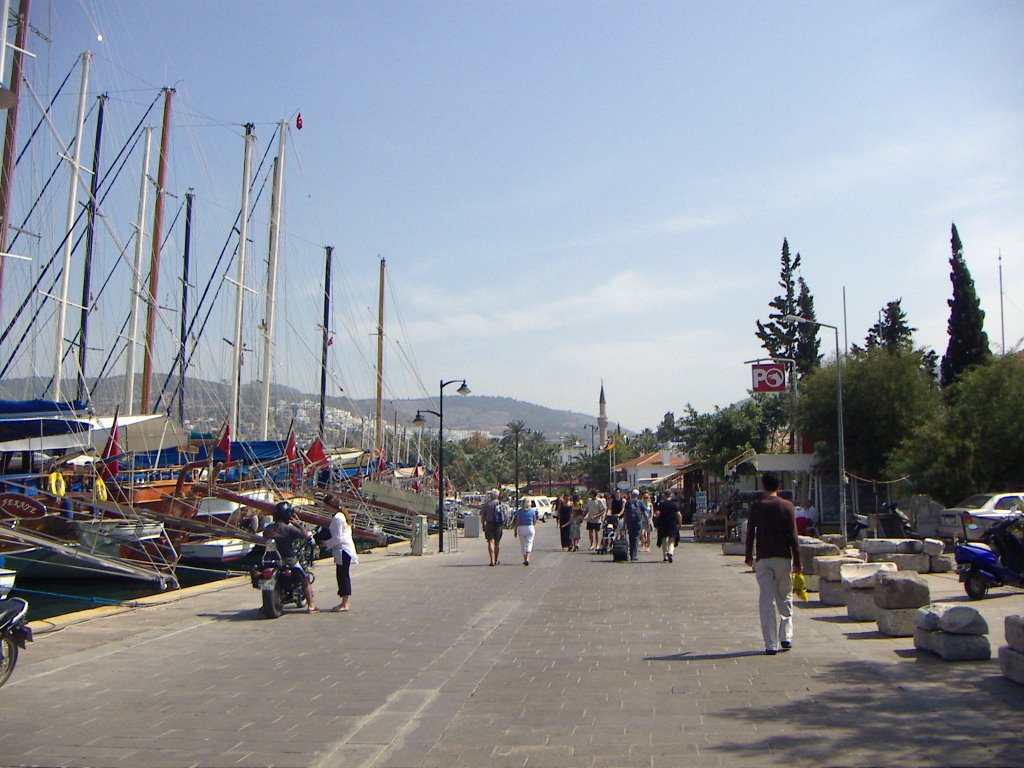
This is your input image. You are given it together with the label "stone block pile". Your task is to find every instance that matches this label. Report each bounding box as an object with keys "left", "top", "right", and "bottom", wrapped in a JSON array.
[
  {"left": 999, "top": 615, "right": 1024, "bottom": 685},
  {"left": 840, "top": 562, "right": 897, "bottom": 621},
  {"left": 914, "top": 604, "right": 991, "bottom": 661},
  {"left": 799, "top": 538, "right": 841, "bottom": 592},
  {"left": 874, "top": 571, "right": 930, "bottom": 637},
  {"left": 814, "top": 554, "right": 866, "bottom": 606},
  {"left": 858, "top": 538, "right": 951, "bottom": 573}
]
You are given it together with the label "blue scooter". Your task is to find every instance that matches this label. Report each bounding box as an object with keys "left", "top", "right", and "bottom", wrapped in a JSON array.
[{"left": 954, "top": 513, "right": 1024, "bottom": 600}]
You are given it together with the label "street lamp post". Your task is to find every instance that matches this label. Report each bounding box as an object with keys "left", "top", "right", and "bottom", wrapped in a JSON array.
[
  {"left": 586, "top": 424, "right": 598, "bottom": 454},
  {"left": 782, "top": 315, "right": 846, "bottom": 539},
  {"left": 412, "top": 378, "right": 470, "bottom": 553}
]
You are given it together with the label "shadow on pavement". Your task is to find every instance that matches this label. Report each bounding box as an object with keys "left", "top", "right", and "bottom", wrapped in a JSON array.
[{"left": 645, "top": 650, "right": 765, "bottom": 661}]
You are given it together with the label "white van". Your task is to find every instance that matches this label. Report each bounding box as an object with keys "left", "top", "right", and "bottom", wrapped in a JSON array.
[{"left": 518, "top": 495, "right": 553, "bottom": 522}]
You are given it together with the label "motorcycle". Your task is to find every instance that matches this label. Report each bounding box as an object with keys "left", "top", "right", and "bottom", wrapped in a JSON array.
[
  {"left": 249, "top": 539, "right": 316, "bottom": 619},
  {"left": 847, "top": 503, "right": 916, "bottom": 540},
  {"left": 954, "top": 513, "right": 1024, "bottom": 600},
  {"left": 0, "top": 596, "right": 33, "bottom": 688}
]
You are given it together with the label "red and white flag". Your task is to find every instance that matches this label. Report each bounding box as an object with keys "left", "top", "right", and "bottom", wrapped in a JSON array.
[
  {"left": 99, "top": 414, "right": 121, "bottom": 482},
  {"left": 284, "top": 426, "right": 299, "bottom": 490},
  {"left": 305, "top": 437, "right": 328, "bottom": 472},
  {"left": 216, "top": 420, "right": 232, "bottom": 462}
]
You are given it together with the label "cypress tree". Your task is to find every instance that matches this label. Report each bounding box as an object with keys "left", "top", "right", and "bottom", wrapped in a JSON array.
[
  {"left": 940, "top": 224, "right": 991, "bottom": 387},
  {"left": 794, "top": 276, "right": 821, "bottom": 377},
  {"left": 755, "top": 239, "right": 800, "bottom": 362}
]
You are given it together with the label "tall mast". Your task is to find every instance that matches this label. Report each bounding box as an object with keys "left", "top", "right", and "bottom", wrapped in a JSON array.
[
  {"left": 230, "top": 123, "right": 255, "bottom": 436},
  {"left": 124, "top": 126, "right": 153, "bottom": 414},
  {"left": 259, "top": 120, "right": 286, "bottom": 439},
  {"left": 141, "top": 87, "right": 173, "bottom": 413},
  {"left": 0, "top": 0, "right": 32, "bottom": 312},
  {"left": 178, "top": 189, "right": 193, "bottom": 426},
  {"left": 319, "top": 245, "right": 333, "bottom": 438},
  {"left": 374, "top": 257, "right": 385, "bottom": 455},
  {"left": 76, "top": 92, "right": 106, "bottom": 402},
  {"left": 51, "top": 50, "right": 91, "bottom": 401}
]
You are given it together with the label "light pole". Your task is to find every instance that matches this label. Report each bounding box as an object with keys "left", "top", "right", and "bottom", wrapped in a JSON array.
[
  {"left": 586, "top": 424, "right": 598, "bottom": 454},
  {"left": 412, "top": 378, "right": 470, "bottom": 552},
  {"left": 783, "top": 315, "right": 846, "bottom": 538}
]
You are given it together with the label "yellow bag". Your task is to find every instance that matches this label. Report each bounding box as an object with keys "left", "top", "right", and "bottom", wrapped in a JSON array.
[{"left": 792, "top": 572, "right": 808, "bottom": 601}]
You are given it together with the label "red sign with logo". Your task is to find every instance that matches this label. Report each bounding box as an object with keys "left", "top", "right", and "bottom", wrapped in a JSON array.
[{"left": 751, "top": 363, "right": 786, "bottom": 393}]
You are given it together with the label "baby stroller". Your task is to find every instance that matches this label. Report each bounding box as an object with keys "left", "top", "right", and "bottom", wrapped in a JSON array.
[{"left": 597, "top": 515, "right": 618, "bottom": 555}]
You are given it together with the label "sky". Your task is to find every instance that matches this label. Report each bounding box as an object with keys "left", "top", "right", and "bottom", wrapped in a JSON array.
[{"left": 2, "top": 1, "right": 1022, "bottom": 434}]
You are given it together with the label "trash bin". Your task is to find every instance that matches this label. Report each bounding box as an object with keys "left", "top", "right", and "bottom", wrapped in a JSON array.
[
  {"left": 411, "top": 514, "right": 427, "bottom": 555},
  {"left": 463, "top": 513, "right": 480, "bottom": 538}
]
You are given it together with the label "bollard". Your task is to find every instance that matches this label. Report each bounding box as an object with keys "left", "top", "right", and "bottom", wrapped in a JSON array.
[{"left": 411, "top": 514, "right": 427, "bottom": 555}]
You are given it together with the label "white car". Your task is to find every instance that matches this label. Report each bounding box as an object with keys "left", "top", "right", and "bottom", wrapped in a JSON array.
[{"left": 939, "top": 492, "right": 1024, "bottom": 541}]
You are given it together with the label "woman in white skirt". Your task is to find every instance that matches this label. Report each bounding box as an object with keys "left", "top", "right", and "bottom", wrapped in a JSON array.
[{"left": 513, "top": 499, "right": 538, "bottom": 566}]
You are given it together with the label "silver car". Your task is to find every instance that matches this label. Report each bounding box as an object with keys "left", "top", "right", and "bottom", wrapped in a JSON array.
[{"left": 939, "top": 492, "right": 1024, "bottom": 541}]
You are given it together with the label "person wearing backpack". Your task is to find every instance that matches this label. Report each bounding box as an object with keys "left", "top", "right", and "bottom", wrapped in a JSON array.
[
  {"left": 480, "top": 489, "right": 506, "bottom": 566},
  {"left": 622, "top": 489, "right": 645, "bottom": 561}
]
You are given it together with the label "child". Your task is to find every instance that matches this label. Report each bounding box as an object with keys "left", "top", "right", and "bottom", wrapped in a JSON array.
[{"left": 569, "top": 507, "right": 584, "bottom": 551}]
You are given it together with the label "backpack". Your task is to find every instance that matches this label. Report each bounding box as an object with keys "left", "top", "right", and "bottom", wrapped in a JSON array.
[
  {"left": 492, "top": 502, "right": 508, "bottom": 527},
  {"left": 625, "top": 499, "right": 644, "bottom": 526},
  {"left": 313, "top": 524, "right": 333, "bottom": 543}
]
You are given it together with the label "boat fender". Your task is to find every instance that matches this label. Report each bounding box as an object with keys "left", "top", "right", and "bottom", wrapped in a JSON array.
[
  {"left": 48, "top": 472, "right": 66, "bottom": 498},
  {"left": 94, "top": 477, "right": 108, "bottom": 502}
]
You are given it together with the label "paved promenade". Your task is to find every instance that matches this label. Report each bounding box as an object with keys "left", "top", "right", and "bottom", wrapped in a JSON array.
[{"left": 2, "top": 523, "right": 1023, "bottom": 768}]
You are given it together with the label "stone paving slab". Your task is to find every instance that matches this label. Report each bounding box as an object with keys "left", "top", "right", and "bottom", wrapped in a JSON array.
[{"left": 1, "top": 524, "right": 1022, "bottom": 767}]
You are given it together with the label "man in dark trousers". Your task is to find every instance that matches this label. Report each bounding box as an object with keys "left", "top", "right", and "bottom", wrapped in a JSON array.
[{"left": 744, "top": 472, "right": 802, "bottom": 655}]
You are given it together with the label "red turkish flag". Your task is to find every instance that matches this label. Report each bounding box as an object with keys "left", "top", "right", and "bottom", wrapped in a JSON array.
[
  {"left": 296, "top": 112, "right": 303, "bottom": 130},
  {"left": 216, "top": 420, "right": 232, "bottom": 462},
  {"left": 99, "top": 418, "right": 121, "bottom": 482}
]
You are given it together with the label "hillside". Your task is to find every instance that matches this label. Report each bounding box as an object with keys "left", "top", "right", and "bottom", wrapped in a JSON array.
[{"left": 1, "top": 377, "right": 605, "bottom": 441}]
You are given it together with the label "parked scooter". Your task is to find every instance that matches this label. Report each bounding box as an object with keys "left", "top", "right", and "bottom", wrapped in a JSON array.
[
  {"left": 249, "top": 539, "right": 316, "bottom": 619},
  {"left": 0, "top": 596, "right": 33, "bottom": 688},
  {"left": 954, "top": 513, "right": 1024, "bottom": 600},
  {"left": 848, "top": 503, "right": 916, "bottom": 540}
]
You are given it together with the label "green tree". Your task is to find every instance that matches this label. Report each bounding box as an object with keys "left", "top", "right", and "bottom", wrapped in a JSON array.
[
  {"left": 892, "top": 355, "right": 1024, "bottom": 503},
  {"left": 680, "top": 396, "right": 787, "bottom": 481},
  {"left": 792, "top": 348, "right": 941, "bottom": 480},
  {"left": 865, "top": 299, "right": 915, "bottom": 352},
  {"left": 940, "top": 223, "right": 991, "bottom": 387},
  {"left": 655, "top": 412, "right": 681, "bottom": 442},
  {"left": 755, "top": 239, "right": 801, "bottom": 363},
  {"left": 631, "top": 428, "right": 659, "bottom": 454},
  {"left": 794, "top": 276, "right": 821, "bottom": 377}
]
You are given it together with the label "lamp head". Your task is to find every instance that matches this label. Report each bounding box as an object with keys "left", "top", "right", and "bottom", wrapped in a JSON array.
[
  {"left": 456, "top": 381, "right": 470, "bottom": 396},
  {"left": 781, "top": 314, "right": 803, "bottom": 324},
  {"left": 412, "top": 411, "right": 426, "bottom": 426}
]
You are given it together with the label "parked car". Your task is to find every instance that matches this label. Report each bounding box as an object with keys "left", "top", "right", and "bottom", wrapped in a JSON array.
[
  {"left": 518, "top": 495, "right": 553, "bottom": 522},
  {"left": 939, "top": 492, "right": 1024, "bottom": 541}
]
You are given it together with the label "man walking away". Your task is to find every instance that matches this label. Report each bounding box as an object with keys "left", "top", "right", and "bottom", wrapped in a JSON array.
[
  {"left": 744, "top": 472, "right": 802, "bottom": 655},
  {"left": 654, "top": 491, "right": 682, "bottom": 563},
  {"left": 623, "top": 489, "right": 645, "bottom": 561},
  {"left": 480, "top": 489, "right": 505, "bottom": 566}
]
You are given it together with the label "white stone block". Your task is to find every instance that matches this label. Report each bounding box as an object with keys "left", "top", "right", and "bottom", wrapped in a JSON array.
[
  {"left": 915, "top": 628, "right": 991, "bottom": 661},
  {"left": 721, "top": 541, "right": 745, "bottom": 556},
  {"left": 922, "top": 538, "right": 945, "bottom": 557},
  {"left": 896, "top": 539, "right": 925, "bottom": 554},
  {"left": 999, "top": 645, "right": 1024, "bottom": 685},
  {"left": 841, "top": 561, "right": 897, "bottom": 589},
  {"left": 886, "top": 553, "right": 930, "bottom": 572},
  {"left": 929, "top": 555, "right": 953, "bottom": 573},
  {"left": 875, "top": 571, "right": 930, "bottom": 609},
  {"left": 846, "top": 589, "right": 879, "bottom": 621},
  {"left": 820, "top": 534, "right": 847, "bottom": 549},
  {"left": 805, "top": 574, "right": 820, "bottom": 592},
  {"left": 915, "top": 604, "right": 989, "bottom": 635},
  {"left": 1005, "top": 616, "right": 1024, "bottom": 653},
  {"left": 877, "top": 608, "right": 919, "bottom": 637},
  {"left": 859, "top": 538, "right": 901, "bottom": 555},
  {"left": 800, "top": 540, "right": 841, "bottom": 575},
  {"left": 818, "top": 578, "right": 848, "bottom": 606},
  {"left": 816, "top": 555, "right": 866, "bottom": 582}
]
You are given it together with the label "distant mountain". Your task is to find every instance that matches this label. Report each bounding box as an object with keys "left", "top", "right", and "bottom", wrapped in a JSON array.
[
  {"left": 1, "top": 377, "right": 603, "bottom": 441},
  {"left": 350, "top": 395, "right": 601, "bottom": 439}
]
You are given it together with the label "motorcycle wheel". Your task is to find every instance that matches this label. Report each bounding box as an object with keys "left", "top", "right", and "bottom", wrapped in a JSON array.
[
  {"left": 261, "top": 582, "right": 284, "bottom": 619},
  {"left": 964, "top": 571, "right": 990, "bottom": 600},
  {"left": 0, "top": 635, "right": 18, "bottom": 689}
]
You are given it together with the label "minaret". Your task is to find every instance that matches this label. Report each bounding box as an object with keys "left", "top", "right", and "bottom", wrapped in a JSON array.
[{"left": 597, "top": 382, "right": 608, "bottom": 449}]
